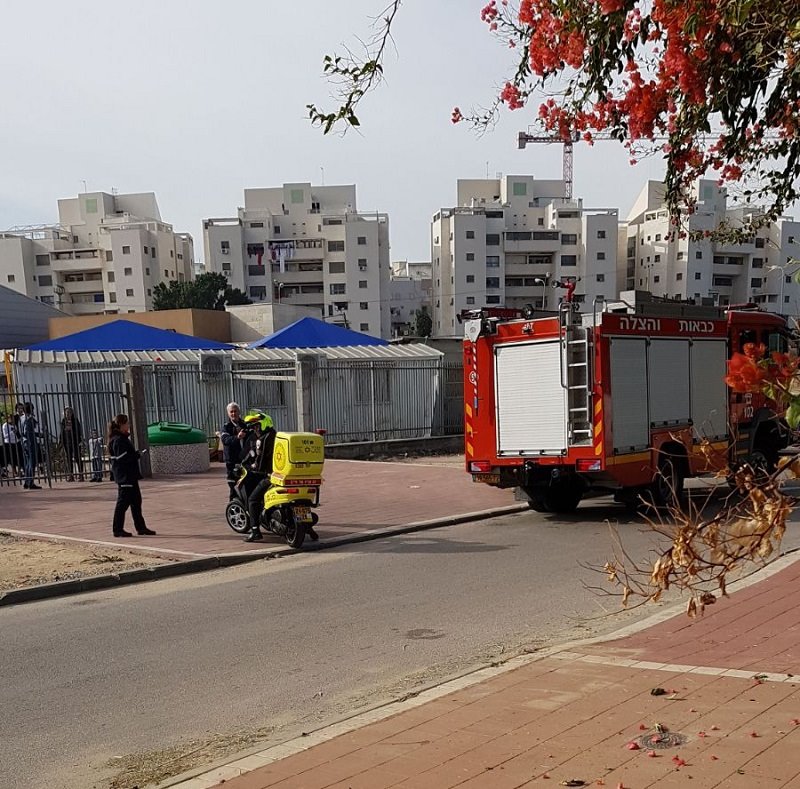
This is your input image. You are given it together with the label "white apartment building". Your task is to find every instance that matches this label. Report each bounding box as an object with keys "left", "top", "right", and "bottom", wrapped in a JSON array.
[
  {"left": 0, "top": 192, "right": 194, "bottom": 316},
  {"left": 389, "top": 260, "right": 432, "bottom": 337},
  {"left": 431, "top": 175, "right": 619, "bottom": 337},
  {"left": 625, "top": 179, "right": 800, "bottom": 310},
  {"left": 203, "top": 183, "right": 391, "bottom": 338}
]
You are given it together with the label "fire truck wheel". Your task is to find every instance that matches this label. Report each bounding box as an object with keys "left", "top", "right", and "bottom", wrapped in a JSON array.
[
  {"left": 651, "top": 457, "right": 685, "bottom": 509},
  {"left": 525, "top": 480, "right": 583, "bottom": 514}
]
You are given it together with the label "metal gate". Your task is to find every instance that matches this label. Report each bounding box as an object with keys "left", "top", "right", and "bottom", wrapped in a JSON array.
[{"left": 0, "top": 384, "right": 126, "bottom": 488}]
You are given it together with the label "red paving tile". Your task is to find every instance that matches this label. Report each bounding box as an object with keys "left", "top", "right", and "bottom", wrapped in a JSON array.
[{"left": 0, "top": 459, "right": 515, "bottom": 557}]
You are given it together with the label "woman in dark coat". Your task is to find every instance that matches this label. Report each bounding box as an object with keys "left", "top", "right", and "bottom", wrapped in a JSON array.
[
  {"left": 107, "top": 414, "right": 156, "bottom": 538},
  {"left": 60, "top": 406, "right": 83, "bottom": 481}
]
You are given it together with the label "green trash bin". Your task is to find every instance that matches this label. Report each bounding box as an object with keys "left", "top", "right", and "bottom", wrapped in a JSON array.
[{"left": 147, "top": 422, "right": 209, "bottom": 474}]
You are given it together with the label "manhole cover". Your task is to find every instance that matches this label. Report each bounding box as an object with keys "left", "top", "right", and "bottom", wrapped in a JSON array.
[{"left": 636, "top": 731, "right": 687, "bottom": 749}]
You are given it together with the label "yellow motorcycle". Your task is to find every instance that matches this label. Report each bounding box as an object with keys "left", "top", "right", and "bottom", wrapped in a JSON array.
[{"left": 225, "top": 431, "right": 323, "bottom": 548}]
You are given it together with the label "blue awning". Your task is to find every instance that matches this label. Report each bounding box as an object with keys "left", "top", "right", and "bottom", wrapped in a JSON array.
[
  {"left": 248, "top": 317, "right": 388, "bottom": 349},
  {"left": 27, "top": 320, "right": 234, "bottom": 351}
]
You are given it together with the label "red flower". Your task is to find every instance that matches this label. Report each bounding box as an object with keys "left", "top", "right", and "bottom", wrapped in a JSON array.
[{"left": 725, "top": 352, "right": 768, "bottom": 393}]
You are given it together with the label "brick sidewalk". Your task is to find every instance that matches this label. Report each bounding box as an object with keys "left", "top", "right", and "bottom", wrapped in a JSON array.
[
  {"left": 178, "top": 557, "right": 800, "bottom": 789},
  {"left": 0, "top": 459, "right": 516, "bottom": 557}
]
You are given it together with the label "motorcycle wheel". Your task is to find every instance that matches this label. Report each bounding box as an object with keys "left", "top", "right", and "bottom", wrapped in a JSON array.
[
  {"left": 283, "top": 508, "right": 306, "bottom": 549},
  {"left": 225, "top": 499, "right": 250, "bottom": 533}
]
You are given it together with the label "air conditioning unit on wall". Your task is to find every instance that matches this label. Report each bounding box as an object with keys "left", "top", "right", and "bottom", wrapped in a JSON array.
[{"left": 199, "top": 352, "right": 231, "bottom": 382}]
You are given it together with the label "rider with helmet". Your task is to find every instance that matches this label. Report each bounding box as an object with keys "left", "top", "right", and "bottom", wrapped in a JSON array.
[{"left": 242, "top": 411, "right": 277, "bottom": 543}]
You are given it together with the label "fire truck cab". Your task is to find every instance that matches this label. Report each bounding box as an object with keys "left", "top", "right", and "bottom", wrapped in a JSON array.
[{"left": 463, "top": 294, "right": 792, "bottom": 512}]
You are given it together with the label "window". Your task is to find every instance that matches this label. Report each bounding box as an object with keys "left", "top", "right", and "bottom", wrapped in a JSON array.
[
  {"left": 655, "top": 234, "right": 662, "bottom": 242},
  {"left": 653, "top": 275, "right": 661, "bottom": 283},
  {"left": 170, "top": 250, "right": 174, "bottom": 258},
  {"left": 466, "top": 230, "right": 475, "bottom": 239},
  {"left": 125, "top": 288, "right": 134, "bottom": 297},
  {"left": 751, "top": 277, "right": 763, "bottom": 287},
  {"left": 486, "top": 295, "right": 501, "bottom": 304},
  {"left": 486, "top": 256, "right": 500, "bottom": 267},
  {"left": 330, "top": 283, "right": 346, "bottom": 295},
  {"left": 596, "top": 274, "right": 605, "bottom": 282},
  {"left": 38, "top": 274, "right": 52, "bottom": 286},
  {"left": 752, "top": 258, "right": 763, "bottom": 268},
  {"left": 359, "top": 280, "right": 368, "bottom": 289},
  {"left": 85, "top": 198, "right": 98, "bottom": 213},
  {"left": 597, "top": 230, "right": 606, "bottom": 239},
  {"left": 654, "top": 255, "right": 661, "bottom": 262},
  {"left": 695, "top": 272, "right": 702, "bottom": 280},
  {"left": 696, "top": 250, "right": 702, "bottom": 259},
  {"left": 561, "top": 233, "right": 578, "bottom": 245},
  {"left": 107, "top": 272, "right": 115, "bottom": 283},
  {"left": 105, "top": 251, "right": 113, "bottom": 262},
  {"left": 36, "top": 254, "right": 49, "bottom": 266},
  {"left": 786, "top": 295, "right": 791, "bottom": 303},
  {"left": 538, "top": 218, "right": 544, "bottom": 226},
  {"left": 6, "top": 274, "right": 15, "bottom": 283},
  {"left": 328, "top": 240, "right": 345, "bottom": 252},
  {"left": 486, "top": 277, "right": 500, "bottom": 288},
  {"left": 677, "top": 251, "right": 684, "bottom": 260},
  {"left": 466, "top": 296, "right": 475, "bottom": 305},
  {"left": 164, "top": 269, "right": 169, "bottom": 277},
  {"left": 713, "top": 276, "right": 733, "bottom": 287},
  {"left": 152, "top": 248, "right": 156, "bottom": 258},
  {"left": 357, "top": 236, "right": 367, "bottom": 245},
  {"left": 561, "top": 255, "right": 577, "bottom": 266},
  {"left": 273, "top": 225, "right": 281, "bottom": 234},
  {"left": 466, "top": 275, "right": 475, "bottom": 283},
  {"left": 143, "top": 246, "right": 149, "bottom": 254},
  {"left": 248, "top": 264, "right": 265, "bottom": 276},
  {"left": 359, "top": 302, "right": 369, "bottom": 310},
  {"left": 249, "top": 286, "right": 267, "bottom": 298},
  {"left": 677, "top": 273, "right": 683, "bottom": 280},
  {"left": 109, "top": 292, "right": 116, "bottom": 303},
  {"left": 250, "top": 222, "right": 264, "bottom": 228},
  {"left": 466, "top": 252, "right": 475, "bottom": 261},
  {"left": 787, "top": 275, "right": 793, "bottom": 283},
  {"left": 360, "top": 323, "right": 370, "bottom": 332},
  {"left": 597, "top": 252, "right": 606, "bottom": 260},
  {"left": 755, "top": 237, "right": 766, "bottom": 248},
  {"left": 486, "top": 234, "right": 500, "bottom": 245},
  {"left": 122, "top": 245, "right": 131, "bottom": 255},
  {"left": 222, "top": 261, "right": 231, "bottom": 272},
  {"left": 329, "top": 261, "right": 345, "bottom": 274},
  {"left": 145, "top": 267, "right": 150, "bottom": 275},
  {"left": 124, "top": 267, "right": 133, "bottom": 276}
]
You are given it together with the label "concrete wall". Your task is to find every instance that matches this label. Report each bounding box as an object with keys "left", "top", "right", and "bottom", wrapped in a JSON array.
[
  {"left": 227, "top": 303, "right": 319, "bottom": 343},
  {"left": 48, "top": 308, "right": 232, "bottom": 342}
]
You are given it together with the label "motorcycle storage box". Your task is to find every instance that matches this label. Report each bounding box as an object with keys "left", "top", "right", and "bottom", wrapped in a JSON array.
[{"left": 270, "top": 432, "right": 324, "bottom": 485}]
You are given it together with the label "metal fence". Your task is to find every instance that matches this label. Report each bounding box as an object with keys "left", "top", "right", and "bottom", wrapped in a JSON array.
[{"left": 0, "top": 384, "right": 126, "bottom": 488}]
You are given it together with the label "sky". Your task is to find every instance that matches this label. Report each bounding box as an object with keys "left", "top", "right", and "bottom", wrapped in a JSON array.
[{"left": 0, "top": 1, "right": 669, "bottom": 264}]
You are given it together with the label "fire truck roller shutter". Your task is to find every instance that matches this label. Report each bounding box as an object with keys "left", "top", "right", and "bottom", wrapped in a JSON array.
[
  {"left": 690, "top": 340, "right": 728, "bottom": 441},
  {"left": 609, "top": 337, "right": 649, "bottom": 452},
  {"left": 495, "top": 340, "right": 567, "bottom": 455},
  {"left": 648, "top": 339, "right": 691, "bottom": 427}
]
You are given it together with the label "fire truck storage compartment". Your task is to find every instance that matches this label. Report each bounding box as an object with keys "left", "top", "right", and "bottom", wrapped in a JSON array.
[
  {"left": 690, "top": 340, "right": 728, "bottom": 440},
  {"left": 609, "top": 336, "right": 729, "bottom": 454},
  {"left": 495, "top": 340, "right": 567, "bottom": 455}
]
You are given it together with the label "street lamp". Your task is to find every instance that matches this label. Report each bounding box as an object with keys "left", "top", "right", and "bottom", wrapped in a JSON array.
[
  {"left": 533, "top": 277, "right": 547, "bottom": 309},
  {"left": 276, "top": 282, "right": 285, "bottom": 304}
]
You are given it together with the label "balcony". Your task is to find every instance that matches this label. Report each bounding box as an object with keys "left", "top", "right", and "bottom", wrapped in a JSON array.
[
  {"left": 49, "top": 249, "right": 103, "bottom": 273},
  {"left": 503, "top": 231, "right": 560, "bottom": 254}
]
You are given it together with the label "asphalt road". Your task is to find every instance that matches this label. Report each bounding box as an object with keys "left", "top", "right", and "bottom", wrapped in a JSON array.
[{"left": 3, "top": 497, "right": 799, "bottom": 789}]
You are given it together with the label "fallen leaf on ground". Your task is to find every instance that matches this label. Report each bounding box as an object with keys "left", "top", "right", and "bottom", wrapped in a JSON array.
[
  {"left": 626, "top": 741, "right": 639, "bottom": 750},
  {"left": 650, "top": 687, "right": 667, "bottom": 696}
]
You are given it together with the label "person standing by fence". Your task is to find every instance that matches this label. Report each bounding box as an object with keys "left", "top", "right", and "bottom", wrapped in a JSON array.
[
  {"left": 88, "top": 428, "right": 104, "bottom": 483},
  {"left": 217, "top": 401, "right": 247, "bottom": 501},
  {"left": 108, "top": 414, "right": 156, "bottom": 537},
  {"left": 60, "top": 406, "right": 84, "bottom": 482},
  {"left": 2, "top": 412, "right": 21, "bottom": 478},
  {"left": 20, "top": 403, "right": 41, "bottom": 490}
]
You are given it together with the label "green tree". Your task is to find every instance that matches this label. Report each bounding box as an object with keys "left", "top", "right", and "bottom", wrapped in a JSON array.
[
  {"left": 309, "top": 1, "right": 800, "bottom": 240},
  {"left": 152, "top": 272, "right": 251, "bottom": 311},
  {"left": 412, "top": 306, "right": 433, "bottom": 337}
]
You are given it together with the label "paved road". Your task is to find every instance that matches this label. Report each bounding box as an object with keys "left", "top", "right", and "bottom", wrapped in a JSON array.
[{"left": 3, "top": 498, "right": 799, "bottom": 789}]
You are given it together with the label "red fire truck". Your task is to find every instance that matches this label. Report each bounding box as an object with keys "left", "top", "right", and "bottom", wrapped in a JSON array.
[{"left": 463, "top": 295, "right": 792, "bottom": 512}]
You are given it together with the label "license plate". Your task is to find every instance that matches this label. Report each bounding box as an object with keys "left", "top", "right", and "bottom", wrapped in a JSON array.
[
  {"left": 473, "top": 473, "right": 500, "bottom": 484},
  {"left": 294, "top": 506, "right": 312, "bottom": 522}
]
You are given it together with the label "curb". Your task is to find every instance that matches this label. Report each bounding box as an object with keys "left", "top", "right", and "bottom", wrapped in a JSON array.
[
  {"left": 153, "top": 548, "right": 800, "bottom": 789},
  {"left": 0, "top": 504, "right": 528, "bottom": 607}
]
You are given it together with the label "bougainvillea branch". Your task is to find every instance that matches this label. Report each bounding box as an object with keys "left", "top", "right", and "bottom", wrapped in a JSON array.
[{"left": 315, "top": 1, "right": 800, "bottom": 238}]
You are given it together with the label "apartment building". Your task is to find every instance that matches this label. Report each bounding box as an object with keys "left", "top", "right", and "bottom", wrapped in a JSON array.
[
  {"left": 431, "top": 175, "right": 619, "bottom": 337},
  {"left": 0, "top": 192, "right": 194, "bottom": 316},
  {"left": 625, "top": 180, "right": 800, "bottom": 310},
  {"left": 203, "top": 183, "right": 391, "bottom": 338},
  {"left": 389, "top": 260, "right": 432, "bottom": 337}
]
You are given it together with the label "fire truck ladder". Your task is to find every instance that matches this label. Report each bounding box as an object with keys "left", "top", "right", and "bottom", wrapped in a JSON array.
[{"left": 560, "top": 305, "right": 592, "bottom": 446}]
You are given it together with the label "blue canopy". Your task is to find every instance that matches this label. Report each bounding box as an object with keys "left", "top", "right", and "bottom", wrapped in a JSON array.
[
  {"left": 248, "top": 317, "right": 388, "bottom": 349},
  {"left": 27, "top": 320, "right": 234, "bottom": 351}
]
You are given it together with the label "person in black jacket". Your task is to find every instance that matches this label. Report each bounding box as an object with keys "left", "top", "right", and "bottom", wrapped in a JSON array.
[
  {"left": 243, "top": 412, "right": 277, "bottom": 543},
  {"left": 60, "top": 406, "right": 84, "bottom": 481},
  {"left": 217, "top": 401, "right": 247, "bottom": 500},
  {"left": 107, "top": 414, "right": 156, "bottom": 538}
]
